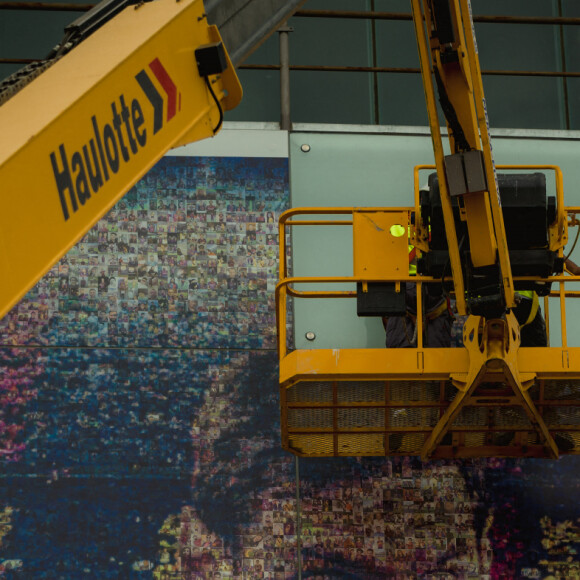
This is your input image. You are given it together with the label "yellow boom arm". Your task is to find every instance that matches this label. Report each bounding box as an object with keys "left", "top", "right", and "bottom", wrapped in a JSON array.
[
  {"left": 411, "top": 0, "right": 515, "bottom": 316},
  {"left": 0, "top": 0, "right": 241, "bottom": 320}
]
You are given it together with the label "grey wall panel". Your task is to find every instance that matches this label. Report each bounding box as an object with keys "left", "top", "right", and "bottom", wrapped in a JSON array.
[{"left": 289, "top": 127, "right": 580, "bottom": 349}]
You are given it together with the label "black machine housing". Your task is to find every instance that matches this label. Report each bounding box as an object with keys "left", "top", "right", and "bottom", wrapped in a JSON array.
[{"left": 419, "top": 172, "right": 562, "bottom": 317}]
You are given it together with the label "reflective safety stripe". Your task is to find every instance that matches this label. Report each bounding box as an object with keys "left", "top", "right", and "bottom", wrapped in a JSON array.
[
  {"left": 522, "top": 290, "right": 540, "bottom": 326},
  {"left": 409, "top": 244, "right": 417, "bottom": 275},
  {"left": 517, "top": 291, "right": 539, "bottom": 326}
]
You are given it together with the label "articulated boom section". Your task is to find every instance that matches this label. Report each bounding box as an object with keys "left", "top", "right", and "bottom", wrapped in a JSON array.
[
  {"left": 410, "top": 0, "right": 517, "bottom": 318},
  {"left": 0, "top": 0, "right": 241, "bottom": 321}
]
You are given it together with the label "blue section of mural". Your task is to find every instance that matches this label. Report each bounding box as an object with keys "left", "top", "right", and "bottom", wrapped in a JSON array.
[
  {"left": 2, "top": 348, "right": 272, "bottom": 478},
  {"left": 0, "top": 156, "right": 294, "bottom": 578},
  {"left": 0, "top": 477, "right": 192, "bottom": 579},
  {"left": 0, "top": 346, "right": 290, "bottom": 578},
  {"left": 0, "top": 153, "right": 579, "bottom": 579}
]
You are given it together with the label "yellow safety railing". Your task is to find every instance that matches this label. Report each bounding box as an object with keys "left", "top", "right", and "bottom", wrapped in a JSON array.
[
  {"left": 277, "top": 206, "right": 429, "bottom": 358},
  {"left": 276, "top": 166, "right": 580, "bottom": 459},
  {"left": 277, "top": 165, "right": 576, "bottom": 357}
]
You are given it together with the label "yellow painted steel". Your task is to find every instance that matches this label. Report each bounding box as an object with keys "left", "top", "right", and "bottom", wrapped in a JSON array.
[
  {"left": 458, "top": 0, "right": 516, "bottom": 308},
  {"left": 0, "top": 0, "right": 241, "bottom": 321},
  {"left": 277, "top": 203, "right": 580, "bottom": 459},
  {"left": 410, "top": 5, "right": 467, "bottom": 316},
  {"left": 411, "top": 0, "right": 516, "bottom": 309},
  {"left": 423, "top": 313, "right": 558, "bottom": 460},
  {"left": 279, "top": 345, "right": 580, "bottom": 458},
  {"left": 353, "top": 210, "right": 409, "bottom": 281}
]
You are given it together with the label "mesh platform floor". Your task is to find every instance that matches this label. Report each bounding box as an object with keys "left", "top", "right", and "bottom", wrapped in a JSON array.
[{"left": 281, "top": 378, "right": 580, "bottom": 457}]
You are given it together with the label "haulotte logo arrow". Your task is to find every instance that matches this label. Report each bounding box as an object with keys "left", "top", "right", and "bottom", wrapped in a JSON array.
[{"left": 136, "top": 57, "right": 180, "bottom": 134}]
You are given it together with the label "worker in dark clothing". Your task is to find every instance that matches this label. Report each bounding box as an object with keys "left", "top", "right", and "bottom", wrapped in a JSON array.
[
  {"left": 383, "top": 228, "right": 453, "bottom": 348},
  {"left": 384, "top": 285, "right": 453, "bottom": 348}
]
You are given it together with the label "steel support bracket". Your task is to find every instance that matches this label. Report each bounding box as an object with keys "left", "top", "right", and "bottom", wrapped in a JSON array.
[{"left": 421, "top": 313, "right": 558, "bottom": 460}]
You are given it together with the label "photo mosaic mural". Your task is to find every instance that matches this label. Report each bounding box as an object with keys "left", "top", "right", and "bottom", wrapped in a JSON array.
[{"left": 0, "top": 152, "right": 579, "bottom": 579}]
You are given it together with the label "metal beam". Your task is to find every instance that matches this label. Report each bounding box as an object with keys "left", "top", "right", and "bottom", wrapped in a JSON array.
[{"left": 205, "top": 0, "right": 308, "bottom": 66}]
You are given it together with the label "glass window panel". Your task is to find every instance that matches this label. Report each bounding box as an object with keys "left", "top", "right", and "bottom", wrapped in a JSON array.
[
  {"left": 375, "top": 18, "right": 418, "bottom": 69},
  {"left": 561, "top": 2, "right": 580, "bottom": 129},
  {"left": 0, "top": 10, "right": 80, "bottom": 63},
  {"left": 482, "top": 75, "right": 565, "bottom": 130},
  {"left": 471, "top": 0, "right": 557, "bottom": 16},
  {"left": 561, "top": 11, "right": 580, "bottom": 70},
  {"left": 1, "top": 0, "right": 574, "bottom": 130},
  {"left": 471, "top": 1, "right": 561, "bottom": 73},
  {"left": 0, "top": 3, "right": 101, "bottom": 83},
  {"left": 305, "top": 0, "right": 371, "bottom": 10},
  {"left": 0, "top": 64, "right": 20, "bottom": 83},
  {"left": 470, "top": 2, "right": 565, "bottom": 130},
  {"left": 562, "top": 0, "right": 580, "bottom": 17},
  {"left": 563, "top": 78, "right": 580, "bottom": 130},
  {"left": 287, "top": 12, "right": 374, "bottom": 123},
  {"left": 469, "top": 3, "right": 566, "bottom": 129},
  {"left": 226, "top": 28, "right": 280, "bottom": 122},
  {"left": 561, "top": 42, "right": 580, "bottom": 75},
  {"left": 225, "top": 69, "right": 280, "bottom": 123},
  {"left": 288, "top": 16, "right": 372, "bottom": 68},
  {"left": 374, "top": 0, "right": 412, "bottom": 14},
  {"left": 291, "top": 71, "right": 373, "bottom": 125},
  {"left": 474, "top": 23, "right": 561, "bottom": 73},
  {"left": 377, "top": 73, "right": 428, "bottom": 126},
  {"left": 242, "top": 28, "right": 279, "bottom": 66}
]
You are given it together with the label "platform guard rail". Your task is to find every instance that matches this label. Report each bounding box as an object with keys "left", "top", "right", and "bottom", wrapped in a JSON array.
[{"left": 277, "top": 165, "right": 580, "bottom": 460}]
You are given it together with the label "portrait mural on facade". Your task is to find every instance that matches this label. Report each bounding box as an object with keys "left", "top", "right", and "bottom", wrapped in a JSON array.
[{"left": 0, "top": 153, "right": 579, "bottom": 579}]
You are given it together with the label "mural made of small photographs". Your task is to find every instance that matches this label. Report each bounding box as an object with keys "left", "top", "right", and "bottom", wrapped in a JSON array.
[
  {"left": 0, "top": 155, "right": 579, "bottom": 579},
  {"left": 0, "top": 156, "right": 283, "bottom": 350}
]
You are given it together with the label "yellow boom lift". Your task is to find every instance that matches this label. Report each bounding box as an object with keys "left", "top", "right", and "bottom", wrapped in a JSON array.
[
  {"left": 0, "top": 0, "right": 241, "bottom": 321},
  {"left": 277, "top": 0, "right": 580, "bottom": 459}
]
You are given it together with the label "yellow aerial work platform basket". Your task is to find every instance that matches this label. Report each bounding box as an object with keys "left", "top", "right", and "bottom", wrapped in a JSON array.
[{"left": 276, "top": 165, "right": 580, "bottom": 460}]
